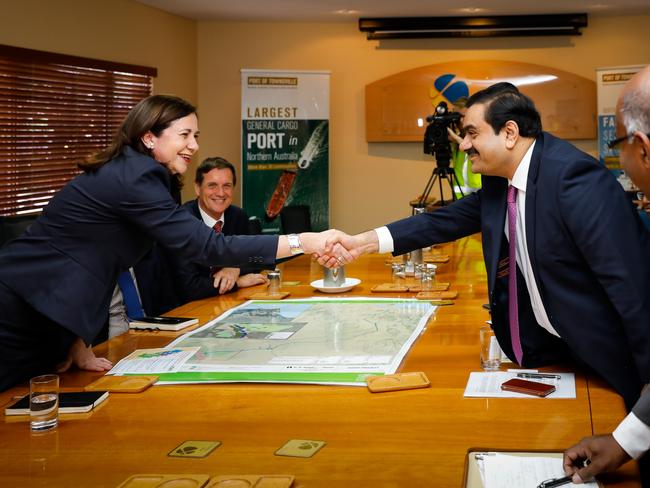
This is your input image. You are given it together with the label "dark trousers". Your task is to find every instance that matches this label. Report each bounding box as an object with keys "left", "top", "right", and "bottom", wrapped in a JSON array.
[{"left": 0, "top": 280, "right": 74, "bottom": 392}]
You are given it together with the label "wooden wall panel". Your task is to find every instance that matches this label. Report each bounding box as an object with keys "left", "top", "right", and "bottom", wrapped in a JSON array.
[{"left": 366, "top": 60, "right": 596, "bottom": 141}]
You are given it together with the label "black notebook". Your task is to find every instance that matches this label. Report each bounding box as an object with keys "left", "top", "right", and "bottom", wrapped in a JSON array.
[
  {"left": 128, "top": 316, "right": 198, "bottom": 331},
  {"left": 5, "top": 391, "right": 109, "bottom": 415}
]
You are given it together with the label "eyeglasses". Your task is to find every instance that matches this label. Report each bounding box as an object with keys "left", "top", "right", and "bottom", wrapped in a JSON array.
[{"left": 607, "top": 132, "right": 650, "bottom": 149}]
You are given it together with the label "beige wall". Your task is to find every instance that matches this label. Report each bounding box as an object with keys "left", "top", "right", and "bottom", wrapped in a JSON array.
[
  {"left": 0, "top": 0, "right": 198, "bottom": 135},
  {"left": 197, "top": 15, "right": 650, "bottom": 233}
]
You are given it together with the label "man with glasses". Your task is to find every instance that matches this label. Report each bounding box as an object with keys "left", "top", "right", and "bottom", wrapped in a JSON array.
[{"left": 564, "top": 65, "right": 650, "bottom": 486}]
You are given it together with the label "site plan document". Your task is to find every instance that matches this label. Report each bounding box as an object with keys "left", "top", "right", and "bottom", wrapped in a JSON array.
[{"left": 156, "top": 298, "right": 435, "bottom": 385}]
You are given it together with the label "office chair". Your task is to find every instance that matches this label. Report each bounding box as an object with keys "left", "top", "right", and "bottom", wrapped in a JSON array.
[
  {"left": 280, "top": 205, "right": 312, "bottom": 234},
  {"left": 248, "top": 216, "right": 263, "bottom": 235},
  {"left": 0, "top": 214, "right": 38, "bottom": 247}
]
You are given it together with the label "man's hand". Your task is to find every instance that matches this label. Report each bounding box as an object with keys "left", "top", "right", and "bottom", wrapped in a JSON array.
[
  {"left": 57, "top": 337, "right": 112, "bottom": 373},
  {"left": 213, "top": 267, "right": 241, "bottom": 294},
  {"left": 563, "top": 434, "right": 631, "bottom": 483},
  {"left": 298, "top": 229, "right": 356, "bottom": 266},
  {"left": 236, "top": 273, "right": 269, "bottom": 289},
  {"left": 317, "top": 230, "right": 380, "bottom": 268}
]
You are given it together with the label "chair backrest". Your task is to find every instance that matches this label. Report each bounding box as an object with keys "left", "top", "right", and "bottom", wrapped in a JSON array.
[
  {"left": 0, "top": 214, "right": 38, "bottom": 247},
  {"left": 247, "top": 216, "right": 263, "bottom": 235},
  {"left": 280, "top": 205, "right": 312, "bottom": 234}
]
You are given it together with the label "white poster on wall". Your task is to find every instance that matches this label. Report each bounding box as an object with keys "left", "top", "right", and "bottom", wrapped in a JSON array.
[
  {"left": 241, "top": 69, "right": 330, "bottom": 234},
  {"left": 596, "top": 65, "right": 645, "bottom": 170}
]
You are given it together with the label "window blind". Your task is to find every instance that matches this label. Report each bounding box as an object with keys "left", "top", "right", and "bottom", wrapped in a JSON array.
[{"left": 0, "top": 45, "right": 156, "bottom": 216}]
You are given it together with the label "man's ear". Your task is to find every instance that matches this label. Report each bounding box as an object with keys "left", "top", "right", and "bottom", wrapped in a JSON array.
[
  {"left": 194, "top": 182, "right": 201, "bottom": 198},
  {"left": 635, "top": 131, "right": 650, "bottom": 170},
  {"left": 503, "top": 120, "right": 519, "bottom": 149}
]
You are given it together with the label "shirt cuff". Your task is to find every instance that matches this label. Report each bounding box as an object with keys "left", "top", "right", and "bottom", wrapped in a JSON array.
[
  {"left": 375, "top": 226, "right": 394, "bottom": 254},
  {"left": 613, "top": 412, "right": 650, "bottom": 460}
]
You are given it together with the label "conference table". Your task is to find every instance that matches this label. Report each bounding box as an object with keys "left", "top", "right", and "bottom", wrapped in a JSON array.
[{"left": 0, "top": 235, "right": 641, "bottom": 487}]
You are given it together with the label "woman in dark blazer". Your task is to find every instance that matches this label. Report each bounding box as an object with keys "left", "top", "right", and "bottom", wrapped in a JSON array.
[{"left": 0, "top": 95, "right": 348, "bottom": 392}]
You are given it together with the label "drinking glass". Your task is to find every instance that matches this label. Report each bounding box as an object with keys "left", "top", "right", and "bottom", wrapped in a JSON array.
[
  {"left": 30, "top": 374, "right": 59, "bottom": 432},
  {"left": 479, "top": 326, "right": 502, "bottom": 371}
]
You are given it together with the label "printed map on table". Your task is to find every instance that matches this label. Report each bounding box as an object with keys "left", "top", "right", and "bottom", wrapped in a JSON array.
[{"left": 157, "top": 298, "right": 435, "bottom": 385}]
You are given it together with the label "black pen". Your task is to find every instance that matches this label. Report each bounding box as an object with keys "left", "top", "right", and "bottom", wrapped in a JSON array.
[
  {"left": 517, "top": 372, "right": 561, "bottom": 380},
  {"left": 537, "top": 475, "right": 573, "bottom": 488}
]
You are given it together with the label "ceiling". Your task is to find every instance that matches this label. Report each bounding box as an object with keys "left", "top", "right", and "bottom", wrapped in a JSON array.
[{"left": 135, "top": 0, "right": 650, "bottom": 22}]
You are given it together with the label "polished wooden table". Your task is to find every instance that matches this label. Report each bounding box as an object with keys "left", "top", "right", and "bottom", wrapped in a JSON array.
[{"left": 0, "top": 235, "right": 640, "bottom": 487}]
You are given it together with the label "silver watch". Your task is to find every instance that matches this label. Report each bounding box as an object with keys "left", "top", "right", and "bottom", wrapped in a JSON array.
[{"left": 287, "top": 234, "right": 304, "bottom": 255}]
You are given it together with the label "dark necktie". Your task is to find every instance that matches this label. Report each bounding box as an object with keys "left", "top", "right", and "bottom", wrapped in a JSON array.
[
  {"left": 507, "top": 185, "right": 523, "bottom": 365},
  {"left": 117, "top": 270, "right": 145, "bottom": 320},
  {"left": 214, "top": 220, "right": 223, "bottom": 233}
]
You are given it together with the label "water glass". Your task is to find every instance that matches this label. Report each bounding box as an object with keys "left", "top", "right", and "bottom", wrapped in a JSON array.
[
  {"left": 479, "top": 326, "right": 502, "bottom": 371},
  {"left": 391, "top": 263, "right": 406, "bottom": 286},
  {"left": 267, "top": 269, "right": 281, "bottom": 295},
  {"left": 30, "top": 374, "right": 59, "bottom": 432},
  {"left": 420, "top": 264, "right": 437, "bottom": 291}
]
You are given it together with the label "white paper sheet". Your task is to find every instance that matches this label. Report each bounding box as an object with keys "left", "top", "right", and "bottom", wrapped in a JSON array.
[
  {"left": 481, "top": 453, "right": 597, "bottom": 488},
  {"left": 108, "top": 347, "right": 199, "bottom": 374},
  {"left": 464, "top": 371, "right": 576, "bottom": 399}
]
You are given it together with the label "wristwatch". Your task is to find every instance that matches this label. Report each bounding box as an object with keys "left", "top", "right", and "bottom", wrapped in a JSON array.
[{"left": 287, "top": 234, "right": 304, "bottom": 255}]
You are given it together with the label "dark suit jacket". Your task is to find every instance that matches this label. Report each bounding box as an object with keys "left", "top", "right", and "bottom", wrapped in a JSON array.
[
  {"left": 633, "top": 390, "right": 650, "bottom": 426},
  {"left": 387, "top": 132, "right": 650, "bottom": 409},
  {"left": 0, "top": 146, "right": 278, "bottom": 345},
  {"left": 165, "top": 199, "right": 265, "bottom": 303}
]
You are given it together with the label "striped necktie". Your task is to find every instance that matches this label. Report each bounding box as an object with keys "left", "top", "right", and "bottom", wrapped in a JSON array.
[{"left": 214, "top": 220, "right": 223, "bottom": 233}]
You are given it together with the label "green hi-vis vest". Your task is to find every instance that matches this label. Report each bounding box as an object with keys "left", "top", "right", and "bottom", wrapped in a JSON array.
[{"left": 452, "top": 145, "right": 482, "bottom": 199}]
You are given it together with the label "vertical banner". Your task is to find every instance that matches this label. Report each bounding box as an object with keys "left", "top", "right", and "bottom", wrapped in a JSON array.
[
  {"left": 241, "top": 70, "right": 330, "bottom": 233},
  {"left": 596, "top": 65, "right": 644, "bottom": 171}
]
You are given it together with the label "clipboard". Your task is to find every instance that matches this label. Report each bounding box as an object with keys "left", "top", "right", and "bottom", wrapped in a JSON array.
[{"left": 463, "top": 448, "right": 603, "bottom": 488}]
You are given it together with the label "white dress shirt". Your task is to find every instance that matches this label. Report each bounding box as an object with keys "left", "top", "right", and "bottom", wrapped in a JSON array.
[{"left": 614, "top": 411, "right": 650, "bottom": 459}]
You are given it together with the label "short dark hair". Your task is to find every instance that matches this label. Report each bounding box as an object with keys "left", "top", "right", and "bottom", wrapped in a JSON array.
[
  {"left": 466, "top": 82, "right": 542, "bottom": 138},
  {"left": 195, "top": 157, "right": 237, "bottom": 186}
]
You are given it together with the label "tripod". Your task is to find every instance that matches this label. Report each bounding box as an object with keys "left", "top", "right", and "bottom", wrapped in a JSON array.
[{"left": 411, "top": 165, "right": 464, "bottom": 214}]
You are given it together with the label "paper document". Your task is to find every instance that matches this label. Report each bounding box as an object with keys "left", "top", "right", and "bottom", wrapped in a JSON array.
[
  {"left": 108, "top": 347, "right": 199, "bottom": 374},
  {"left": 477, "top": 452, "right": 597, "bottom": 488},
  {"left": 464, "top": 371, "right": 576, "bottom": 399}
]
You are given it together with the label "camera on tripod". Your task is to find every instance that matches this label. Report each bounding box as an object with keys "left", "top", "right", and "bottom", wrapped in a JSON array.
[
  {"left": 423, "top": 101, "right": 463, "bottom": 168},
  {"left": 414, "top": 101, "right": 464, "bottom": 210}
]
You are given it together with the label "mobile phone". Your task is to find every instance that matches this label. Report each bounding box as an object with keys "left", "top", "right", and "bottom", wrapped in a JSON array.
[{"left": 500, "top": 378, "right": 556, "bottom": 397}]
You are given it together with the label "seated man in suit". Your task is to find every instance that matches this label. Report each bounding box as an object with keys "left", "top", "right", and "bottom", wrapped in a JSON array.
[
  {"left": 168, "top": 157, "right": 268, "bottom": 303},
  {"left": 564, "top": 65, "right": 650, "bottom": 486}
]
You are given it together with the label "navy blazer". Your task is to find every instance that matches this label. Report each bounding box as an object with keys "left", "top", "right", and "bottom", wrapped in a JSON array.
[
  {"left": 165, "top": 199, "right": 265, "bottom": 303},
  {"left": 0, "top": 147, "right": 278, "bottom": 345},
  {"left": 387, "top": 132, "right": 650, "bottom": 408}
]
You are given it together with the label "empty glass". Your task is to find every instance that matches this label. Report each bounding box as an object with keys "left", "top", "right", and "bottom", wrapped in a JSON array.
[
  {"left": 391, "top": 263, "right": 406, "bottom": 287},
  {"left": 420, "top": 264, "right": 437, "bottom": 291}
]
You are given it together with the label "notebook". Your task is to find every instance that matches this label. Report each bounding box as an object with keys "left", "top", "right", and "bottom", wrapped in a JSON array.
[
  {"left": 5, "top": 391, "right": 109, "bottom": 415},
  {"left": 128, "top": 316, "right": 198, "bottom": 331}
]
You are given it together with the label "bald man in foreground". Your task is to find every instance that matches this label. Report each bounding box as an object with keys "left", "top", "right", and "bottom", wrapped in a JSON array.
[{"left": 563, "top": 64, "right": 650, "bottom": 486}]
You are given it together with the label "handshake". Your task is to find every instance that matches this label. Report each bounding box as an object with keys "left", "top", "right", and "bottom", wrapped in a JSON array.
[{"left": 291, "top": 229, "right": 381, "bottom": 268}]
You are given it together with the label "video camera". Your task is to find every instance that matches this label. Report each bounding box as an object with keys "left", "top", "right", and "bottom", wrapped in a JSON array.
[{"left": 423, "top": 101, "right": 463, "bottom": 168}]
